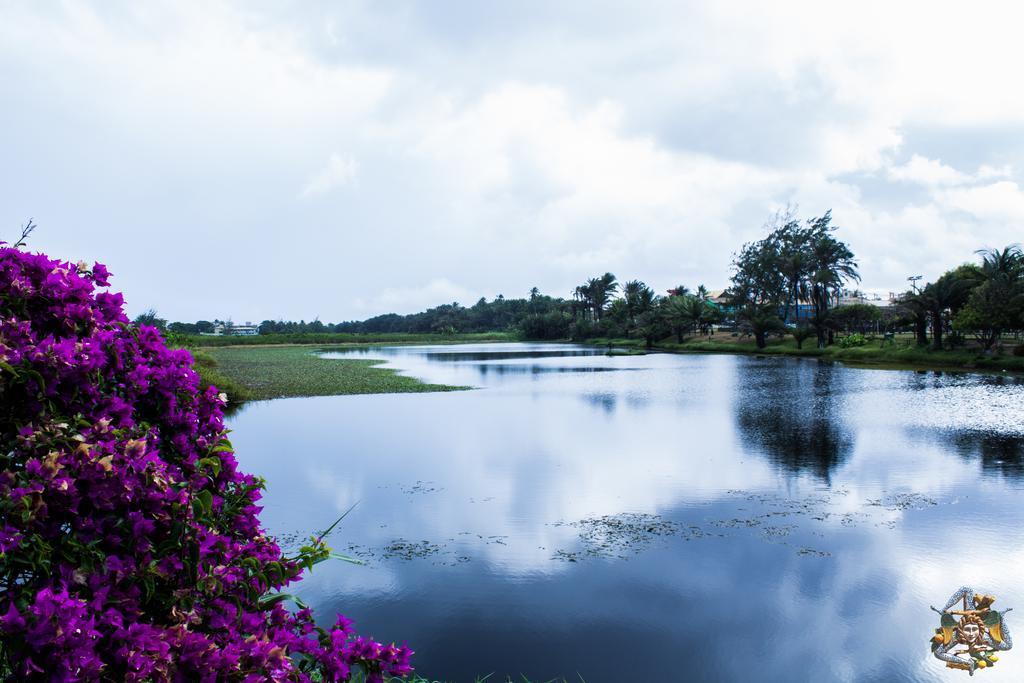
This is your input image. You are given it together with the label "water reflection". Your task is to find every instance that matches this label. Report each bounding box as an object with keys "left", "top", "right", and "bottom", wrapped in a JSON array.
[
  {"left": 734, "top": 359, "right": 854, "bottom": 480},
  {"left": 229, "top": 344, "right": 1024, "bottom": 682},
  {"left": 952, "top": 431, "right": 1024, "bottom": 478}
]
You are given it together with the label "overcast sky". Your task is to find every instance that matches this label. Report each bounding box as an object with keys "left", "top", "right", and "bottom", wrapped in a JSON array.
[{"left": 2, "top": 1, "right": 1023, "bottom": 322}]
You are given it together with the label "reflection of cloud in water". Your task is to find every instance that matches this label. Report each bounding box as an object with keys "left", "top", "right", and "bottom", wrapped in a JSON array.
[{"left": 227, "top": 344, "right": 1024, "bottom": 681}]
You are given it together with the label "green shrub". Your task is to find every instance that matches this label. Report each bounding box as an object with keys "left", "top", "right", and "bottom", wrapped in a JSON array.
[{"left": 838, "top": 333, "right": 867, "bottom": 348}]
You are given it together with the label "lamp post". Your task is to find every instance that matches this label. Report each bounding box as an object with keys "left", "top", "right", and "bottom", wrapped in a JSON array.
[{"left": 908, "top": 275, "right": 923, "bottom": 294}]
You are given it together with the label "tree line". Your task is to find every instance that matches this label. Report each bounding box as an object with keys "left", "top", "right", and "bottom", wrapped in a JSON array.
[{"left": 160, "top": 208, "right": 1022, "bottom": 351}]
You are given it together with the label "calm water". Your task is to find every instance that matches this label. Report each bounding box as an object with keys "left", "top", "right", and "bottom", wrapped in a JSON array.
[{"left": 227, "top": 343, "right": 1024, "bottom": 682}]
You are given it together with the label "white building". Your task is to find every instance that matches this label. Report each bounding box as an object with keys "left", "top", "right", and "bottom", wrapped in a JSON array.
[{"left": 199, "top": 321, "right": 260, "bottom": 336}]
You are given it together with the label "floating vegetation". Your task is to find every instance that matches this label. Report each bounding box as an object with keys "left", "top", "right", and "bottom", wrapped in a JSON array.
[
  {"left": 866, "top": 492, "right": 938, "bottom": 510},
  {"left": 712, "top": 518, "right": 762, "bottom": 529},
  {"left": 761, "top": 524, "right": 797, "bottom": 540},
  {"left": 401, "top": 481, "right": 444, "bottom": 494},
  {"left": 382, "top": 539, "right": 443, "bottom": 560},
  {"left": 271, "top": 488, "right": 949, "bottom": 569}
]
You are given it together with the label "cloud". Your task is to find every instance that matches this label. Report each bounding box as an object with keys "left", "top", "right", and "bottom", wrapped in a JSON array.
[
  {"left": 887, "top": 155, "right": 970, "bottom": 186},
  {"left": 301, "top": 154, "right": 359, "bottom": 198},
  {"left": 1, "top": 1, "right": 1023, "bottom": 321},
  {"left": 937, "top": 180, "right": 1024, "bottom": 224},
  {"left": 352, "top": 278, "right": 476, "bottom": 316}
]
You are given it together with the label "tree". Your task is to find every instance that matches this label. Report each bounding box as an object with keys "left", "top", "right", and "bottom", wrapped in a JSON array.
[
  {"left": 900, "top": 294, "right": 931, "bottom": 346},
  {"left": 741, "top": 303, "right": 786, "bottom": 349},
  {"left": 634, "top": 296, "right": 669, "bottom": 347},
  {"left": 953, "top": 245, "right": 1023, "bottom": 349},
  {"left": 663, "top": 296, "right": 704, "bottom": 344},
  {"left": 830, "top": 303, "right": 882, "bottom": 335},
  {"left": 588, "top": 272, "right": 619, "bottom": 320},
  {"left": 920, "top": 271, "right": 974, "bottom": 349},
  {"left": 790, "top": 323, "right": 813, "bottom": 349},
  {"left": 804, "top": 212, "right": 859, "bottom": 347},
  {"left": 726, "top": 220, "right": 788, "bottom": 344},
  {"left": 133, "top": 307, "right": 167, "bottom": 331},
  {"left": 623, "top": 280, "right": 656, "bottom": 328}
]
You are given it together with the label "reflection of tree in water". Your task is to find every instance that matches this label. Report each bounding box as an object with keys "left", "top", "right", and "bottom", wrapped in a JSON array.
[
  {"left": 950, "top": 431, "right": 1024, "bottom": 479},
  {"left": 734, "top": 359, "right": 854, "bottom": 481},
  {"left": 583, "top": 392, "right": 618, "bottom": 414}
]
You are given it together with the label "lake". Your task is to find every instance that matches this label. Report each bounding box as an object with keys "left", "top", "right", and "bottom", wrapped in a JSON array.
[{"left": 227, "top": 343, "right": 1024, "bottom": 682}]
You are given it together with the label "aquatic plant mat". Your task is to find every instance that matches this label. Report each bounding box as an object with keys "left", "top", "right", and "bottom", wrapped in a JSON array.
[
  {"left": 275, "top": 487, "right": 942, "bottom": 567},
  {"left": 204, "top": 345, "right": 467, "bottom": 400}
]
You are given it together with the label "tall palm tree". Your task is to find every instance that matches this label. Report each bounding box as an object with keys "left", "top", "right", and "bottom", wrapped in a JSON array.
[
  {"left": 587, "top": 273, "right": 618, "bottom": 321},
  {"left": 921, "top": 275, "right": 972, "bottom": 349},
  {"left": 623, "top": 280, "right": 652, "bottom": 324},
  {"left": 807, "top": 233, "right": 860, "bottom": 347},
  {"left": 900, "top": 292, "right": 930, "bottom": 346}
]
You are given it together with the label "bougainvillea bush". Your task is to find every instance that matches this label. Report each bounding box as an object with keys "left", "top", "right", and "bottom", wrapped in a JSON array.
[{"left": 0, "top": 244, "right": 413, "bottom": 681}]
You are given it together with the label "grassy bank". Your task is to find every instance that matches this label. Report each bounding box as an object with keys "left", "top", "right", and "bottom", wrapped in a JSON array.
[
  {"left": 199, "top": 345, "right": 467, "bottom": 402},
  {"left": 587, "top": 334, "right": 1024, "bottom": 373},
  {"left": 189, "top": 331, "right": 517, "bottom": 347},
  {"left": 193, "top": 351, "right": 255, "bottom": 402}
]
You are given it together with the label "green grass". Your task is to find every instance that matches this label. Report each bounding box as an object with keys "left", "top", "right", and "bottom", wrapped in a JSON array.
[
  {"left": 192, "top": 351, "right": 254, "bottom": 403},
  {"left": 585, "top": 335, "right": 1024, "bottom": 373},
  {"left": 201, "top": 345, "right": 467, "bottom": 401},
  {"left": 189, "top": 331, "right": 518, "bottom": 347}
]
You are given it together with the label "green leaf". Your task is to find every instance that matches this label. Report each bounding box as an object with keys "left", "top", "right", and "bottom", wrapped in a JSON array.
[
  {"left": 315, "top": 501, "right": 360, "bottom": 542},
  {"left": 327, "top": 551, "right": 364, "bottom": 566},
  {"left": 984, "top": 610, "right": 1002, "bottom": 627},
  {"left": 193, "top": 490, "right": 213, "bottom": 517},
  {"left": 941, "top": 613, "right": 956, "bottom": 628},
  {"left": 211, "top": 440, "right": 234, "bottom": 454},
  {"left": 197, "top": 457, "right": 222, "bottom": 478},
  {"left": 259, "top": 592, "right": 308, "bottom": 610}
]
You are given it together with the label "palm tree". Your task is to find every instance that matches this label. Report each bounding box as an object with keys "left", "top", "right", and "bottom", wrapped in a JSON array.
[
  {"left": 742, "top": 304, "right": 785, "bottom": 349},
  {"left": 807, "top": 231, "right": 859, "bottom": 347},
  {"left": 900, "top": 292, "right": 930, "bottom": 346},
  {"left": 588, "top": 273, "right": 618, "bottom": 321},
  {"left": 959, "top": 245, "right": 1024, "bottom": 348},
  {"left": 977, "top": 245, "right": 1023, "bottom": 280},
  {"left": 921, "top": 273, "right": 974, "bottom": 349},
  {"left": 623, "top": 280, "right": 656, "bottom": 325},
  {"left": 663, "top": 296, "right": 693, "bottom": 342},
  {"left": 790, "top": 323, "right": 813, "bottom": 349},
  {"left": 681, "top": 296, "right": 706, "bottom": 336}
]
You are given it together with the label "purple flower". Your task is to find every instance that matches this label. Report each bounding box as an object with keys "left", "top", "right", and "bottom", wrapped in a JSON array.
[
  {"left": 0, "top": 245, "right": 414, "bottom": 680},
  {"left": 91, "top": 262, "right": 110, "bottom": 287}
]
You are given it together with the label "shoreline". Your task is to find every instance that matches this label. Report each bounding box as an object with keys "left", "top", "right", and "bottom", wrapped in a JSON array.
[
  {"left": 581, "top": 336, "right": 1024, "bottom": 375},
  {"left": 195, "top": 335, "right": 1024, "bottom": 407}
]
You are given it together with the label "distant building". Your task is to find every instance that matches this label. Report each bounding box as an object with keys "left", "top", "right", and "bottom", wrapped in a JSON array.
[
  {"left": 198, "top": 321, "right": 260, "bottom": 336},
  {"left": 706, "top": 289, "right": 731, "bottom": 307},
  {"left": 229, "top": 323, "right": 260, "bottom": 336},
  {"left": 835, "top": 290, "right": 892, "bottom": 309}
]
